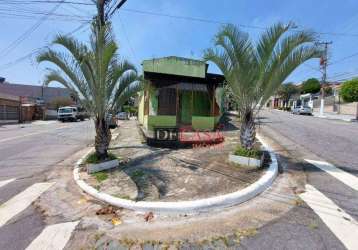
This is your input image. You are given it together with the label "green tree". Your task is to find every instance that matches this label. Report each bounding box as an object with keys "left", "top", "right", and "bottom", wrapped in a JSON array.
[
  {"left": 277, "top": 83, "right": 300, "bottom": 106},
  {"left": 340, "top": 78, "right": 358, "bottom": 102},
  {"left": 204, "top": 23, "right": 321, "bottom": 149},
  {"left": 340, "top": 78, "right": 358, "bottom": 120},
  {"left": 301, "top": 78, "right": 321, "bottom": 94},
  {"left": 37, "top": 20, "right": 142, "bottom": 159}
]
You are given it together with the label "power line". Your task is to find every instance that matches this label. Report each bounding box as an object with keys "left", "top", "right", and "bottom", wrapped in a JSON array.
[
  {"left": 0, "top": 0, "right": 93, "bottom": 5},
  {"left": 0, "top": 21, "right": 89, "bottom": 70},
  {"left": 302, "top": 63, "right": 321, "bottom": 73},
  {"left": 108, "top": 0, "right": 127, "bottom": 17},
  {"left": 0, "top": 8, "right": 91, "bottom": 20},
  {"left": 0, "top": 0, "right": 65, "bottom": 58},
  {"left": 120, "top": 8, "right": 358, "bottom": 38},
  {"left": 0, "top": 13, "right": 90, "bottom": 22},
  {"left": 118, "top": 14, "right": 139, "bottom": 64},
  {"left": 329, "top": 51, "right": 358, "bottom": 66}
]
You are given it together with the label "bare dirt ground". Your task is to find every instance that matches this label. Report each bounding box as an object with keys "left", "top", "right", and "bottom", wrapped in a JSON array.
[
  {"left": 83, "top": 117, "right": 265, "bottom": 202},
  {"left": 34, "top": 115, "right": 306, "bottom": 249}
]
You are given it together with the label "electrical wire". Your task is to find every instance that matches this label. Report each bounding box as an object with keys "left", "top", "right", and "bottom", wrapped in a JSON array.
[
  {"left": 120, "top": 8, "right": 358, "bottom": 38},
  {"left": 0, "top": 0, "right": 93, "bottom": 5},
  {"left": 0, "top": 0, "right": 65, "bottom": 58},
  {"left": 118, "top": 14, "right": 139, "bottom": 64},
  {"left": 329, "top": 51, "right": 358, "bottom": 66},
  {"left": 0, "top": 21, "right": 90, "bottom": 70}
]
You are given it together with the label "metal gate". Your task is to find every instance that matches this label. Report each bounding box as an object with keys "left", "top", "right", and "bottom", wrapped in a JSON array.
[{"left": 0, "top": 105, "right": 19, "bottom": 122}]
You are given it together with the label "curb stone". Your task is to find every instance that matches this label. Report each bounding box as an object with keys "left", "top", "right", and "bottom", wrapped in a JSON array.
[{"left": 73, "top": 133, "right": 278, "bottom": 214}]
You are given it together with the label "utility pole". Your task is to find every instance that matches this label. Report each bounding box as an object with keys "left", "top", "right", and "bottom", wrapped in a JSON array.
[
  {"left": 97, "top": 0, "right": 128, "bottom": 25},
  {"left": 317, "top": 41, "right": 332, "bottom": 117},
  {"left": 109, "top": 0, "right": 128, "bottom": 17}
]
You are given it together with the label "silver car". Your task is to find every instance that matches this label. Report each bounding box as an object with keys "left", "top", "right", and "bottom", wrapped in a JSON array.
[
  {"left": 116, "top": 112, "right": 129, "bottom": 120},
  {"left": 292, "top": 106, "right": 312, "bottom": 115}
]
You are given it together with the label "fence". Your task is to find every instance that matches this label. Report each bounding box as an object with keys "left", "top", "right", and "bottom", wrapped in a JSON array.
[{"left": 312, "top": 96, "right": 357, "bottom": 115}]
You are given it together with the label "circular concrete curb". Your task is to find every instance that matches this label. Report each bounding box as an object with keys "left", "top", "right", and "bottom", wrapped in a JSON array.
[{"left": 73, "top": 134, "right": 278, "bottom": 214}]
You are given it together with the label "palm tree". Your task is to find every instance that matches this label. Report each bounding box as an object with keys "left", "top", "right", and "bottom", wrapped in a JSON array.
[
  {"left": 37, "top": 21, "right": 142, "bottom": 159},
  {"left": 204, "top": 23, "right": 321, "bottom": 150}
]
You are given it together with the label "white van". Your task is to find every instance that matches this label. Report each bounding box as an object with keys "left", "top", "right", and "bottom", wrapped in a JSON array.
[
  {"left": 58, "top": 106, "right": 90, "bottom": 122},
  {"left": 58, "top": 106, "right": 78, "bottom": 122}
]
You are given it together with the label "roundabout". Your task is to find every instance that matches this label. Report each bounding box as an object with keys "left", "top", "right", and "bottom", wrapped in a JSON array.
[{"left": 74, "top": 133, "right": 278, "bottom": 213}]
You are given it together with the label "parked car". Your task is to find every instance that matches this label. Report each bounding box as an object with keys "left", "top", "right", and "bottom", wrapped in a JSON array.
[
  {"left": 57, "top": 106, "right": 89, "bottom": 122},
  {"left": 116, "top": 112, "right": 129, "bottom": 120},
  {"left": 292, "top": 106, "right": 312, "bottom": 115},
  {"left": 107, "top": 114, "right": 118, "bottom": 129}
]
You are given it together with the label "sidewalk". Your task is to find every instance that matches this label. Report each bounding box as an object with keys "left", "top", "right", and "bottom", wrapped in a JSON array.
[{"left": 312, "top": 111, "right": 356, "bottom": 122}]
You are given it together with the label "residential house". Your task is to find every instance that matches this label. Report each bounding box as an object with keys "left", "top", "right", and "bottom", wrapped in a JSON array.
[
  {"left": 138, "top": 56, "right": 225, "bottom": 144},
  {"left": 0, "top": 80, "right": 74, "bottom": 122}
]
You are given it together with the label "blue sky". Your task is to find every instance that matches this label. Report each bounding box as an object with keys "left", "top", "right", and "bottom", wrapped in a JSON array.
[{"left": 1, "top": 0, "right": 358, "bottom": 86}]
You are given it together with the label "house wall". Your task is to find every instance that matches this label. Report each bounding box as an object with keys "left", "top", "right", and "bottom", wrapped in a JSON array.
[
  {"left": 141, "top": 87, "right": 221, "bottom": 131},
  {"left": 143, "top": 57, "right": 206, "bottom": 78},
  {"left": 138, "top": 92, "right": 144, "bottom": 125},
  {"left": 148, "top": 115, "right": 177, "bottom": 130},
  {"left": 192, "top": 116, "right": 215, "bottom": 130}
]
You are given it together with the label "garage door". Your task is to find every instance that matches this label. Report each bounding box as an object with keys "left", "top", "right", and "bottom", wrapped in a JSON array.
[{"left": 0, "top": 105, "right": 19, "bottom": 121}]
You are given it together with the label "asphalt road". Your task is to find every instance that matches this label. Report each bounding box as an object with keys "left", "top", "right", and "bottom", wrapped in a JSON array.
[
  {"left": 0, "top": 120, "right": 94, "bottom": 250},
  {"left": 259, "top": 110, "right": 358, "bottom": 173},
  {"left": 241, "top": 110, "right": 358, "bottom": 250},
  {"left": 1, "top": 113, "right": 357, "bottom": 249}
]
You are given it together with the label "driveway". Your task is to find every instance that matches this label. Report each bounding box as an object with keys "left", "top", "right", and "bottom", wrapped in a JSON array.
[{"left": 0, "top": 120, "right": 94, "bottom": 250}]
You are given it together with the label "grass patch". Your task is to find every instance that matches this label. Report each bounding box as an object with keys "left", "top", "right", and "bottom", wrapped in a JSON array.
[
  {"left": 85, "top": 152, "right": 118, "bottom": 164},
  {"left": 234, "top": 146, "right": 262, "bottom": 159},
  {"left": 92, "top": 171, "right": 108, "bottom": 182}
]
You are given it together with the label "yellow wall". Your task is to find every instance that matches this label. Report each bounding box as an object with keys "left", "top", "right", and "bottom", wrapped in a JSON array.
[
  {"left": 143, "top": 115, "right": 148, "bottom": 130},
  {"left": 138, "top": 92, "right": 144, "bottom": 125}
]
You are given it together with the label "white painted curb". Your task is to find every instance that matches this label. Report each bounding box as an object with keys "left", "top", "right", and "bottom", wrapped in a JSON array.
[
  {"left": 73, "top": 134, "right": 278, "bottom": 214},
  {"left": 228, "top": 154, "right": 261, "bottom": 168}
]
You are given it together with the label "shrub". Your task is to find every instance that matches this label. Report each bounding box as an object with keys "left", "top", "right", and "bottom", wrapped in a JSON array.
[
  {"left": 301, "top": 78, "right": 321, "bottom": 94},
  {"left": 85, "top": 152, "right": 117, "bottom": 164},
  {"left": 234, "top": 146, "right": 262, "bottom": 159},
  {"left": 92, "top": 171, "right": 108, "bottom": 182},
  {"left": 340, "top": 79, "right": 358, "bottom": 102}
]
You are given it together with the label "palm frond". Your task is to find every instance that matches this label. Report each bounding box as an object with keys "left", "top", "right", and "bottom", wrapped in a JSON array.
[
  {"left": 37, "top": 50, "right": 91, "bottom": 101},
  {"left": 205, "top": 22, "right": 321, "bottom": 116},
  {"left": 113, "top": 79, "right": 143, "bottom": 112},
  {"left": 38, "top": 19, "right": 138, "bottom": 120}
]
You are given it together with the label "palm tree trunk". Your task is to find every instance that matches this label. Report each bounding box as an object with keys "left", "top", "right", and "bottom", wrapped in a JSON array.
[
  {"left": 240, "top": 110, "right": 256, "bottom": 150},
  {"left": 95, "top": 116, "right": 112, "bottom": 160}
]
